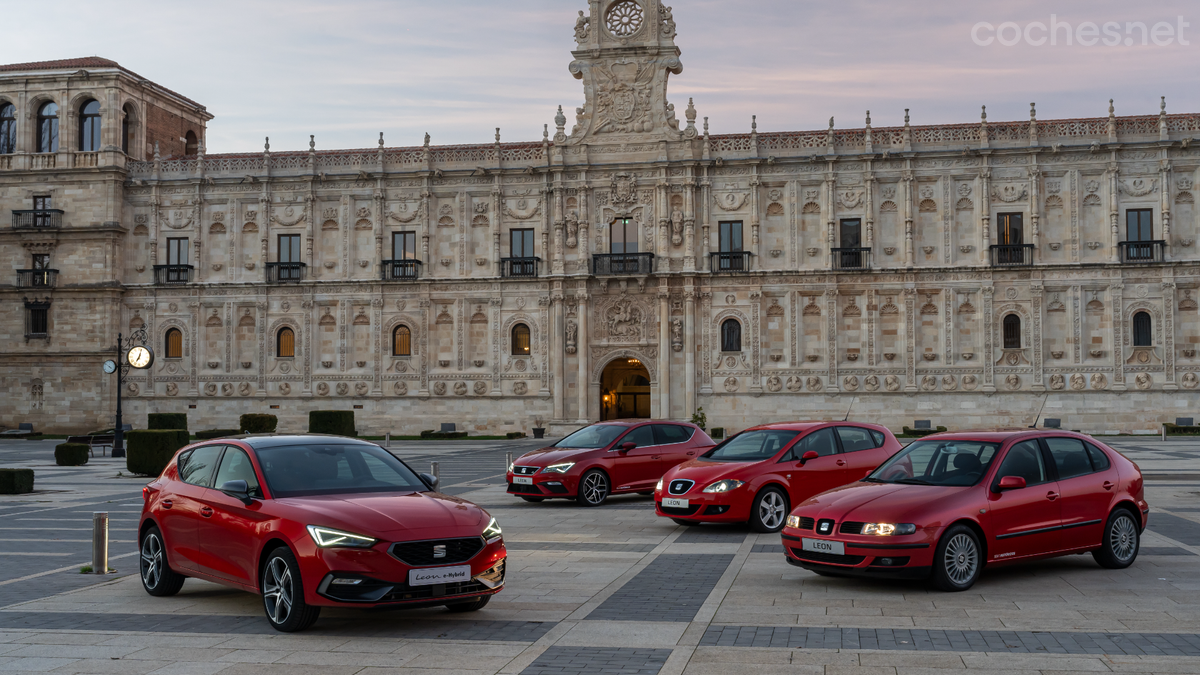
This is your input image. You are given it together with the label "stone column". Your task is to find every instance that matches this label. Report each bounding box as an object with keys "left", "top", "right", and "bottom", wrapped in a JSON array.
[
  {"left": 1164, "top": 281, "right": 1177, "bottom": 390},
  {"left": 979, "top": 170, "right": 991, "bottom": 265},
  {"left": 903, "top": 170, "right": 915, "bottom": 266},
  {"left": 658, "top": 287, "right": 671, "bottom": 418},
  {"left": 684, "top": 289, "right": 696, "bottom": 419},
  {"left": 576, "top": 290, "right": 590, "bottom": 423},
  {"left": 1107, "top": 160, "right": 1120, "bottom": 263},
  {"left": 1031, "top": 284, "right": 1045, "bottom": 391},
  {"left": 1111, "top": 283, "right": 1126, "bottom": 390},
  {"left": 904, "top": 288, "right": 917, "bottom": 392},
  {"left": 982, "top": 286, "right": 995, "bottom": 392},
  {"left": 551, "top": 290, "right": 565, "bottom": 420}
]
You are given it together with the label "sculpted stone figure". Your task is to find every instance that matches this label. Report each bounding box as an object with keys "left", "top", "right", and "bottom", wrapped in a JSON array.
[
  {"left": 884, "top": 375, "right": 901, "bottom": 392},
  {"left": 1070, "top": 373, "right": 1086, "bottom": 390},
  {"left": 864, "top": 375, "right": 880, "bottom": 391},
  {"left": 1182, "top": 372, "right": 1199, "bottom": 389},
  {"left": 565, "top": 320, "right": 579, "bottom": 354},
  {"left": 1049, "top": 374, "right": 1065, "bottom": 390},
  {"left": 1135, "top": 372, "right": 1151, "bottom": 390},
  {"left": 670, "top": 207, "right": 684, "bottom": 245},
  {"left": 670, "top": 318, "right": 682, "bottom": 351},
  {"left": 574, "top": 10, "right": 589, "bottom": 42},
  {"left": 786, "top": 376, "right": 803, "bottom": 392}
]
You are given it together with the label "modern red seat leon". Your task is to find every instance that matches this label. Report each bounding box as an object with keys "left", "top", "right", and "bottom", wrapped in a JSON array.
[
  {"left": 781, "top": 430, "right": 1148, "bottom": 590},
  {"left": 138, "top": 435, "right": 506, "bottom": 631},
  {"left": 505, "top": 420, "right": 714, "bottom": 506},
  {"left": 654, "top": 422, "right": 902, "bottom": 532}
]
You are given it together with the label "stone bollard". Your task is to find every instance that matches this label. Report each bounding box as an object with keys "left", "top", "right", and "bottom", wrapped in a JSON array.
[
  {"left": 385, "top": 432, "right": 390, "bottom": 447},
  {"left": 506, "top": 452, "right": 513, "bottom": 473},
  {"left": 431, "top": 461, "right": 440, "bottom": 482},
  {"left": 92, "top": 512, "right": 108, "bottom": 574}
]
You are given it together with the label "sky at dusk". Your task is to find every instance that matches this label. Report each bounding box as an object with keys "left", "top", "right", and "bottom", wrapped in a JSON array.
[{"left": 7, "top": 0, "right": 1197, "bottom": 153}]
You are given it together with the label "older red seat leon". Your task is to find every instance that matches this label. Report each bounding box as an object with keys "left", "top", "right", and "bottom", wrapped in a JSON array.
[
  {"left": 138, "top": 435, "right": 506, "bottom": 631},
  {"left": 505, "top": 420, "right": 714, "bottom": 506},
  {"left": 654, "top": 422, "right": 902, "bottom": 532},
  {"left": 781, "top": 430, "right": 1147, "bottom": 590}
]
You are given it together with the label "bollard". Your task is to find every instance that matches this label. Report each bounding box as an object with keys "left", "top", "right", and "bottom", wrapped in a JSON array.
[
  {"left": 1163, "top": 426, "right": 1166, "bottom": 442},
  {"left": 385, "top": 432, "right": 390, "bottom": 447},
  {"left": 92, "top": 512, "right": 108, "bottom": 574},
  {"left": 430, "top": 461, "right": 440, "bottom": 482},
  {"left": 506, "top": 452, "right": 513, "bottom": 472}
]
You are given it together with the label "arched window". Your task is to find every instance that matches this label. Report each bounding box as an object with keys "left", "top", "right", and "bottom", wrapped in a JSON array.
[
  {"left": 121, "top": 104, "right": 133, "bottom": 155},
  {"left": 0, "top": 103, "right": 14, "bottom": 154},
  {"left": 511, "top": 323, "right": 530, "bottom": 355},
  {"left": 393, "top": 325, "right": 411, "bottom": 356},
  {"left": 165, "top": 328, "right": 183, "bottom": 358},
  {"left": 1132, "top": 311, "right": 1152, "bottom": 347},
  {"left": 277, "top": 327, "right": 295, "bottom": 358},
  {"left": 184, "top": 130, "right": 198, "bottom": 156},
  {"left": 1003, "top": 314, "right": 1021, "bottom": 349},
  {"left": 721, "top": 319, "right": 742, "bottom": 352},
  {"left": 78, "top": 99, "right": 101, "bottom": 152},
  {"left": 36, "top": 102, "right": 58, "bottom": 153}
]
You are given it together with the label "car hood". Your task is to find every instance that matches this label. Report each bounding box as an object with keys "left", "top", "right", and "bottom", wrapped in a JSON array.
[
  {"left": 515, "top": 446, "right": 597, "bottom": 467},
  {"left": 662, "top": 458, "right": 758, "bottom": 488},
  {"left": 274, "top": 491, "right": 488, "bottom": 540},
  {"left": 797, "top": 481, "right": 977, "bottom": 527}
]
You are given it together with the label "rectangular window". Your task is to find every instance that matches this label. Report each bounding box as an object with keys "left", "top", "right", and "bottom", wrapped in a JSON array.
[
  {"left": 718, "top": 221, "right": 743, "bottom": 253},
  {"left": 839, "top": 219, "right": 862, "bottom": 248},
  {"left": 25, "top": 302, "right": 49, "bottom": 338},
  {"left": 167, "top": 238, "right": 188, "bottom": 265},
  {"left": 1126, "top": 209, "right": 1153, "bottom": 241},
  {"left": 31, "top": 254, "right": 49, "bottom": 270},
  {"left": 391, "top": 231, "right": 416, "bottom": 260},
  {"left": 510, "top": 228, "right": 534, "bottom": 258},
  {"left": 33, "top": 196, "right": 51, "bottom": 210},
  {"left": 610, "top": 218, "right": 637, "bottom": 254},
  {"left": 997, "top": 213, "right": 1023, "bottom": 245},
  {"left": 279, "top": 234, "right": 301, "bottom": 263}
]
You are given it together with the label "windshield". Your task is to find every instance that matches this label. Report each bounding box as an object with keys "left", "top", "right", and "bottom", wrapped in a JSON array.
[
  {"left": 866, "top": 439, "right": 999, "bottom": 487},
  {"left": 554, "top": 424, "right": 627, "bottom": 449},
  {"left": 255, "top": 443, "right": 428, "bottom": 498},
  {"left": 703, "top": 430, "right": 800, "bottom": 462}
]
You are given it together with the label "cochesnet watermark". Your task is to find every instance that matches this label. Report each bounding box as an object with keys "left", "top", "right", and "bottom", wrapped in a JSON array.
[{"left": 972, "top": 15, "right": 1190, "bottom": 47}]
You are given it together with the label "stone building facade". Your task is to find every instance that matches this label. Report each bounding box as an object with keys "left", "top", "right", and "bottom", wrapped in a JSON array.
[{"left": 3, "top": 1, "right": 1199, "bottom": 434}]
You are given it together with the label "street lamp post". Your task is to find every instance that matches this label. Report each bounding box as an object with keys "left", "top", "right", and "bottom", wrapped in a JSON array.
[{"left": 110, "top": 329, "right": 149, "bottom": 458}]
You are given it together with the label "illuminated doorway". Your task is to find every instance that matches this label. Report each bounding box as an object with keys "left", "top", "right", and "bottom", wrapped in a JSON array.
[{"left": 600, "top": 357, "right": 651, "bottom": 420}]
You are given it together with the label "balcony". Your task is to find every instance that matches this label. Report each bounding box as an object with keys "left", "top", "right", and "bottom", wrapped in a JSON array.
[
  {"left": 709, "top": 251, "right": 752, "bottom": 273},
  {"left": 1118, "top": 240, "right": 1165, "bottom": 263},
  {"left": 831, "top": 248, "right": 872, "bottom": 271},
  {"left": 153, "top": 265, "right": 193, "bottom": 284},
  {"left": 381, "top": 259, "right": 421, "bottom": 281},
  {"left": 266, "top": 262, "right": 306, "bottom": 283},
  {"left": 989, "top": 244, "right": 1035, "bottom": 267},
  {"left": 592, "top": 252, "right": 654, "bottom": 276},
  {"left": 16, "top": 269, "right": 58, "bottom": 288},
  {"left": 12, "top": 209, "right": 64, "bottom": 230},
  {"left": 501, "top": 257, "right": 541, "bottom": 278}
]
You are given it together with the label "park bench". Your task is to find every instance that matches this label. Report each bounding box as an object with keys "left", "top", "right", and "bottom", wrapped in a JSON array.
[{"left": 65, "top": 435, "right": 115, "bottom": 457}]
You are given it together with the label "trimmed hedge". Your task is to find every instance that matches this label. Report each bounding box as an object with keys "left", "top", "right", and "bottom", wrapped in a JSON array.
[
  {"left": 419, "top": 429, "right": 469, "bottom": 439},
  {"left": 240, "top": 413, "right": 278, "bottom": 434},
  {"left": 902, "top": 426, "right": 948, "bottom": 437},
  {"left": 710, "top": 427, "right": 726, "bottom": 439},
  {"left": 148, "top": 413, "right": 188, "bottom": 431},
  {"left": 309, "top": 411, "right": 355, "bottom": 437},
  {"left": 0, "top": 468, "right": 34, "bottom": 494},
  {"left": 1165, "top": 423, "right": 1200, "bottom": 435},
  {"left": 54, "top": 443, "right": 89, "bottom": 466},
  {"left": 195, "top": 429, "right": 241, "bottom": 440},
  {"left": 506, "top": 431, "right": 527, "bottom": 439},
  {"left": 127, "top": 430, "right": 190, "bottom": 477}
]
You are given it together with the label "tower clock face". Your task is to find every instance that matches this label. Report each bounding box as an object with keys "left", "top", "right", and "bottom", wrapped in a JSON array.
[
  {"left": 127, "top": 346, "right": 154, "bottom": 369},
  {"left": 102, "top": 360, "right": 117, "bottom": 374}
]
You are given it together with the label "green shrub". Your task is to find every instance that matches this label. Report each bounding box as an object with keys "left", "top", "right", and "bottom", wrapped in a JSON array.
[
  {"left": 506, "top": 431, "right": 527, "bottom": 439},
  {"left": 901, "top": 426, "right": 948, "bottom": 437},
  {"left": 148, "top": 413, "right": 188, "bottom": 431},
  {"left": 418, "top": 429, "right": 467, "bottom": 439},
  {"left": 309, "top": 411, "right": 355, "bottom": 437},
  {"left": 126, "top": 430, "right": 190, "bottom": 476},
  {"left": 195, "top": 429, "right": 241, "bottom": 440},
  {"left": 691, "top": 407, "right": 707, "bottom": 431},
  {"left": 0, "top": 468, "right": 34, "bottom": 494},
  {"left": 239, "top": 413, "right": 278, "bottom": 434},
  {"left": 710, "top": 427, "right": 725, "bottom": 439},
  {"left": 1164, "top": 423, "right": 1200, "bottom": 435},
  {"left": 54, "top": 443, "right": 89, "bottom": 466}
]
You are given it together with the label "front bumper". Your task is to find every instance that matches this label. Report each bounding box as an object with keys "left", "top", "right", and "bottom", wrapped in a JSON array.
[
  {"left": 779, "top": 527, "right": 937, "bottom": 580},
  {"left": 653, "top": 489, "right": 751, "bottom": 522},
  {"left": 506, "top": 469, "right": 576, "bottom": 498}
]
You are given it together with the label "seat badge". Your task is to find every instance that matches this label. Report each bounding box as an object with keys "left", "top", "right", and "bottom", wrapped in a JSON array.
[{"left": 433, "top": 544, "right": 447, "bottom": 559}]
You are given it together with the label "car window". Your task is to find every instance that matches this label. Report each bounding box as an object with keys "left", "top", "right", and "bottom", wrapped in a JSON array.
[
  {"left": 255, "top": 443, "right": 428, "bottom": 498},
  {"left": 867, "top": 440, "right": 999, "bottom": 487},
  {"left": 836, "top": 427, "right": 877, "bottom": 452},
  {"left": 653, "top": 424, "right": 693, "bottom": 445},
  {"left": 212, "top": 447, "right": 262, "bottom": 498},
  {"left": 617, "top": 425, "right": 655, "bottom": 448},
  {"left": 555, "top": 424, "right": 626, "bottom": 449},
  {"left": 1084, "top": 442, "right": 1111, "bottom": 471},
  {"left": 995, "top": 440, "right": 1049, "bottom": 486},
  {"left": 1045, "top": 437, "right": 1093, "bottom": 480},
  {"left": 870, "top": 430, "right": 885, "bottom": 447},
  {"left": 178, "top": 445, "right": 224, "bottom": 488},
  {"left": 706, "top": 430, "right": 800, "bottom": 462},
  {"left": 787, "top": 428, "right": 838, "bottom": 459}
]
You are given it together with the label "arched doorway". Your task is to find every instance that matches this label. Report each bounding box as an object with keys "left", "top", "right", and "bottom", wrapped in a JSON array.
[{"left": 600, "top": 357, "right": 651, "bottom": 420}]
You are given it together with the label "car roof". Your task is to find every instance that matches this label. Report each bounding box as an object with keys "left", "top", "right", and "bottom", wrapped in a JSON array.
[
  {"left": 591, "top": 420, "right": 690, "bottom": 427},
  {"left": 912, "top": 429, "right": 1090, "bottom": 442},
  {"left": 743, "top": 421, "right": 882, "bottom": 431},
  {"left": 218, "top": 434, "right": 384, "bottom": 449}
]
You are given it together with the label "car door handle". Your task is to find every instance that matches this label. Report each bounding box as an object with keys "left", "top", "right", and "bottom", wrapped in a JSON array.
[
  {"left": 652, "top": 455, "right": 661, "bottom": 460},
  {"left": 1102, "top": 481, "right": 1115, "bottom": 490},
  {"left": 1046, "top": 491, "right": 1059, "bottom": 501},
  {"left": 200, "top": 506, "right": 214, "bottom": 518},
  {"left": 161, "top": 499, "right": 173, "bottom": 509},
  {"left": 836, "top": 460, "right": 847, "bottom": 466},
  {"left": 686, "top": 452, "right": 695, "bottom": 456}
]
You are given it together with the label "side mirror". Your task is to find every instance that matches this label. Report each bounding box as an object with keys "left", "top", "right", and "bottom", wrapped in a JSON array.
[
  {"left": 798, "top": 450, "right": 819, "bottom": 466},
  {"left": 619, "top": 442, "right": 636, "bottom": 453},
  {"left": 219, "top": 479, "right": 253, "bottom": 505},
  {"left": 996, "top": 475, "right": 1026, "bottom": 492},
  {"left": 420, "top": 472, "right": 440, "bottom": 489}
]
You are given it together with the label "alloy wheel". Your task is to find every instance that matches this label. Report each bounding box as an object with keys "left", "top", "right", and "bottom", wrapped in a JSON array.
[
  {"left": 1110, "top": 514, "right": 1138, "bottom": 563},
  {"left": 942, "top": 533, "right": 978, "bottom": 585},
  {"left": 581, "top": 472, "right": 607, "bottom": 505},
  {"left": 263, "top": 557, "right": 294, "bottom": 626},
  {"left": 758, "top": 491, "right": 786, "bottom": 530},
  {"left": 140, "top": 533, "right": 162, "bottom": 589}
]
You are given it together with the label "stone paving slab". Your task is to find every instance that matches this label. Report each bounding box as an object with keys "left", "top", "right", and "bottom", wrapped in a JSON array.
[
  {"left": 584, "top": 554, "right": 734, "bottom": 623},
  {"left": 520, "top": 646, "right": 672, "bottom": 675}
]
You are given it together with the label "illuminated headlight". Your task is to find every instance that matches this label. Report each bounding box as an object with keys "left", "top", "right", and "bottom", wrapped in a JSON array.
[
  {"left": 543, "top": 462, "right": 575, "bottom": 474},
  {"left": 507, "top": 461, "right": 514, "bottom": 472},
  {"left": 655, "top": 478, "right": 663, "bottom": 491},
  {"left": 702, "top": 479, "right": 745, "bottom": 493},
  {"left": 786, "top": 515, "right": 801, "bottom": 529},
  {"left": 482, "top": 517, "right": 503, "bottom": 543},
  {"left": 862, "top": 523, "right": 917, "bottom": 536},
  {"left": 306, "top": 525, "right": 376, "bottom": 548}
]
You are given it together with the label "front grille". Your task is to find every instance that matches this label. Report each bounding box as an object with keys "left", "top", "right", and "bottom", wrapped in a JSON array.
[
  {"left": 390, "top": 537, "right": 484, "bottom": 566},
  {"left": 512, "top": 465, "right": 539, "bottom": 476},
  {"left": 815, "top": 519, "right": 836, "bottom": 536},
  {"left": 790, "top": 549, "right": 866, "bottom": 566},
  {"left": 381, "top": 579, "right": 490, "bottom": 602},
  {"left": 667, "top": 479, "right": 695, "bottom": 495},
  {"left": 658, "top": 502, "right": 702, "bottom": 516},
  {"left": 796, "top": 517, "right": 815, "bottom": 530},
  {"left": 839, "top": 521, "right": 866, "bottom": 535},
  {"left": 508, "top": 483, "right": 544, "bottom": 494}
]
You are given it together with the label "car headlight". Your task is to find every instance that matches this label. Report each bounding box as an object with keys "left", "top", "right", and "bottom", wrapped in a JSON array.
[
  {"left": 482, "top": 517, "right": 502, "bottom": 543},
  {"left": 507, "top": 461, "right": 514, "bottom": 472},
  {"left": 655, "top": 478, "right": 663, "bottom": 491},
  {"left": 862, "top": 523, "right": 917, "bottom": 536},
  {"left": 543, "top": 462, "right": 575, "bottom": 474},
  {"left": 306, "top": 525, "right": 376, "bottom": 548},
  {"left": 702, "top": 479, "right": 745, "bottom": 493},
  {"left": 786, "top": 515, "right": 801, "bottom": 529}
]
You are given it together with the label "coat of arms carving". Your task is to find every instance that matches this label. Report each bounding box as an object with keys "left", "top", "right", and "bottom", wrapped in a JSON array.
[{"left": 611, "top": 173, "right": 638, "bottom": 207}]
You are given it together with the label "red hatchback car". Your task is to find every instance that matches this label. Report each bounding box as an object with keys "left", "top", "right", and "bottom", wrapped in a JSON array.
[
  {"left": 138, "top": 435, "right": 506, "bottom": 631},
  {"left": 654, "top": 422, "right": 902, "bottom": 532},
  {"left": 506, "top": 420, "right": 714, "bottom": 506},
  {"left": 782, "top": 430, "right": 1148, "bottom": 590}
]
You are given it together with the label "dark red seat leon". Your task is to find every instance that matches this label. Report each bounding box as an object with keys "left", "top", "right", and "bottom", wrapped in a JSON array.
[
  {"left": 781, "top": 430, "right": 1147, "bottom": 590},
  {"left": 138, "top": 435, "right": 506, "bottom": 631}
]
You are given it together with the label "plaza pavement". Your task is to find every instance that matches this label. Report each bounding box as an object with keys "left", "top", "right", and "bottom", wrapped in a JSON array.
[{"left": 0, "top": 435, "right": 1198, "bottom": 674}]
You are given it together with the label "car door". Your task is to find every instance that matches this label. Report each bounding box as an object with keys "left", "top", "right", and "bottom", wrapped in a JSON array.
[
  {"left": 652, "top": 424, "right": 699, "bottom": 471},
  {"left": 833, "top": 426, "right": 885, "bottom": 485},
  {"left": 985, "top": 440, "right": 1063, "bottom": 560},
  {"left": 1044, "top": 437, "right": 1114, "bottom": 550},
  {"left": 197, "top": 445, "right": 269, "bottom": 588},
  {"left": 784, "top": 427, "right": 843, "bottom": 505},
  {"left": 164, "top": 444, "right": 224, "bottom": 572},
  {"left": 609, "top": 424, "right": 659, "bottom": 491}
]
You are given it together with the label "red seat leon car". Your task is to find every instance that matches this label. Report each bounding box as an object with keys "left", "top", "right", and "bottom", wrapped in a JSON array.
[
  {"left": 654, "top": 422, "right": 902, "bottom": 532},
  {"left": 138, "top": 435, "right": 506, "bottom": 631},
  {"left": 781, "top": 430, "right": 1147, "bottom": 590},
  {"left": 505, "top": 420, "right": 714, "bottom": 506}
]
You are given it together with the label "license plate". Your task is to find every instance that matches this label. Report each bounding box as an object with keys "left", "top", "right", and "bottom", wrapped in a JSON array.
[
  {"left": 662, "top": 497, "right": 689, "bottom": 509},
  {"left": 801, "top": 537, "right": 845, "bottom": 556},
  {"left": 408, "top": 565, "right": 471, "bottom": 587},
  {"left": 512, "top": 476, "right": 533, "bottom": 485}
]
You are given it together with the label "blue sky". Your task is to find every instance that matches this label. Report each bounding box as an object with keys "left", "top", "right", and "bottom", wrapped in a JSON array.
[{"left": 9, "top": 1, "right": 1196, "bottom": 152}]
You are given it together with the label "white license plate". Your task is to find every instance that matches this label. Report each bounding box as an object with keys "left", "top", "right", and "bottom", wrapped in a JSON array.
[
  {"left": 408, "top": 565, "right": 471, "bottom": 587},
  {"left": 512, "top": 476, "right": 533, "bottom": 485},
  {"left": 801, "top": 537, "right": 845, "bottom": 556},
  {"left": 662, "top": 497, "right": 689, "bottom": 509}
]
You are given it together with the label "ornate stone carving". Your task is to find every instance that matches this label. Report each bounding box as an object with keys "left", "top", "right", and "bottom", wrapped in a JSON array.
[
  {"left": 336, "top": 382, "right": 349, "bottom": 396},
  {"left": 474, "top": 380, "right": 488, "bottom": 395},
  {"left": 1182, "top": 372, "right": 1199, "bottom": 389},
  {"left": 786, "top": 375, "right": 803, "bottom": 392},
  {"left": 513, "top": 381, "right": 528, "bottom": 395},
  {"left": 166, "top": 383, "right": 178, "bottom": 396},
  {"left": 843, "top": 375, "right": 859, "bottom": 391},
  {"left": 806, "top": 376, "right": 823, "bottom": 391},
  {"left": 279, "top": 383, "right": 291, "bottom": 395},
  {"left": 1091, "top": 373, "right": 1108, "bottom": 389},
  {"left": 961, "top": 375, "right": 977, "bottom": 391},
  {"left": 884, "top": 375, "right": 901, "bottom": 391},
  {"left": 394, "top": 381, "right": 408, "bottom": 395},
  {"left": 317, "top": 382, "right": 330, "bottom": 396},
  {"left": 1135, "top": 372, "right": 1152, "bottom": 390}
]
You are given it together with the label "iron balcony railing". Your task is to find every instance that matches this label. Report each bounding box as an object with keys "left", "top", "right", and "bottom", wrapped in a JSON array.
[
  {"left": 501, "top": 257, "right": 541, "bottom": 278},
  {"left": 709, "top": 251, "right": 752, "bottom": 273},
  {"left": 16, "top": 269, "right": 58, "bottom": 288},
  {"left": 266, "top": 262, "right": 306, "bottom": 283},
  {"left": 12, "top": 209, "right": 64, "bottom": 229},
  {"left": 153, "top": 264, "right": 193, "bottom": 284},
  {"left": 381, "top": 259, "right": 421, "bottom": 281},
  {"left": 592, "top": 252, "right": 654, "bottom": 275},
  {"left": 989, "top": 244, "right": 1035, "bottom": 267},
  {"left": 1118, "top": 240, "right": 1165, "bottom": 263},
  {"left": 831, "top": 247, "right": 872, "bottom": 271}
]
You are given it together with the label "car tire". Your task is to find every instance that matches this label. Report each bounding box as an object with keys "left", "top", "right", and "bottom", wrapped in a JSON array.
[
  {"left": 931, "top": 524, "right": 983, "bottom": 592},
  {"left": 749, "top": 487, "right": 789, "bottom": 533},
  {"left": 1092, "top": 508, "right": 1140, "bottom": 569},
  {"left": 576, "top": 469, "right": 610, "bottom": 507},
  {"left": 139, "top": 525, "right": 185, "bottom": 597},
  {"left": 261, "top": 547, "right": 321, "bottom": 632},
  {"left": 671, "top": 518, "right": 698, "bottom": 526},
  {"left": 446, "top": 595, "right": 491, "bottom": 612},
  {"left": 520, "top": 496, "right": 545, "bottom": 503}
]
